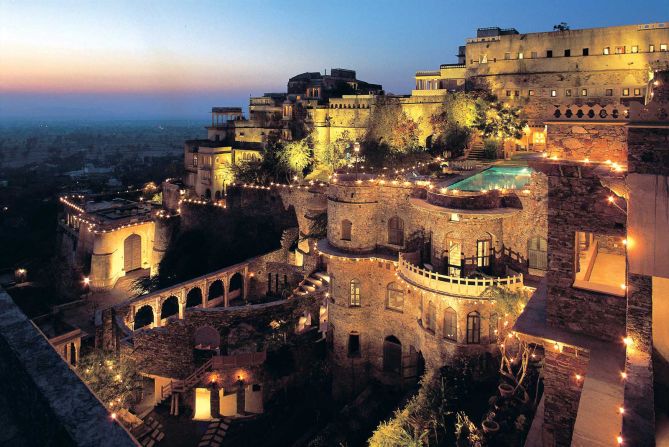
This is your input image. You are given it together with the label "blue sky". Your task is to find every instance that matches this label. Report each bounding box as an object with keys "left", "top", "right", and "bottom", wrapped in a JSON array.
[{"left": 0, "top": 0, "right": 667, "bottom": 120}]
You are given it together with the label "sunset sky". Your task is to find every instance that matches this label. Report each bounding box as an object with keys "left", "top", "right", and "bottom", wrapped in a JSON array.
[{"left": 1, "top": 0, "right": 667, "bottom": 120}]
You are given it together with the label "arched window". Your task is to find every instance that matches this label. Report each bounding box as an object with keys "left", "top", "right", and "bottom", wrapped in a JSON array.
[
  {"left": 388, "top": 217, "right": 404, "bottom": 246},
  {"left": 341, "top": 220, "right": 352, "bottom": 241},
  {"left": 386, "top": 282, "right": 404, "bottom": 311},
  {"left": 349, "top": 279, "right": 361, "bottom": 307},
  {"left": 528, "top": 236, "right": 548, "bottom": 270},
  {"left": 161, "top": 296, "right": 179, "bottom": 320},
  {"left": 467, "top": 311, "right": 481, "bottom": 344},
  {"left": 444, "top": 307, "right": 457, "bottom": 341},
  {"left": 489, "top": 313, "right": 499, "bottom": 341},
  {"left": 426, "top": 301, "right": 437, "bottom": 332}
]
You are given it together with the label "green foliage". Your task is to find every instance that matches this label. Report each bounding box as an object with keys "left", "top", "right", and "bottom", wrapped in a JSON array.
[
  {"left": 313, "top": 130, "right": 351, "bottom": 175},
  {"left": 78, "top": 349, "right": 143, "bottom": 411},
  {"left": 475, "top": 100, "right": 526, "bottom": 141},
  {"left": 233, "top": 143, "right": 292, "bottom": 184},
  {"left": 484, "top": 286, "right": 531, "bottom": 325},
  {"left": 301, "top": 212, "right": 328, "bottom": 241},
  {"left": 219, "top": 163, "right": 235, "bottom": 193},
  {"left": 280, "top": 138, "right": 312, "bottom": 176},
  {"left": 482, "top": 139, "right": 500, "bottom": 160},
  {"left": 366, "top": 97, "right": 421, "bottom": 154}
]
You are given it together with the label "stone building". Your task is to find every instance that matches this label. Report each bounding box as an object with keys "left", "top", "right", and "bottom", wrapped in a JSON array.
[
  {"left": 320, "top": 170, "right": 547, "bottom": 397},
  {"left": 415, "top": 22, "right": 669, "bottom": 150},
  {"left": 513, "top": 71, "right": 669, "bottom": 446},
  {"left": 59, "top": 195, "right": 162, "bottom": 291}
]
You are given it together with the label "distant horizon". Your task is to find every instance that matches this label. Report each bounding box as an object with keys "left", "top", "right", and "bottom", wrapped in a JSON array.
[{"left": 1, "top": 0, "right": 667, "bottom": 121}]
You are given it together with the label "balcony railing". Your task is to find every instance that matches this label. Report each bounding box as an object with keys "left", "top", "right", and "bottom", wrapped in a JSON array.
[{"left": 398, "top": 253, "right": 523, "bottom": 297}]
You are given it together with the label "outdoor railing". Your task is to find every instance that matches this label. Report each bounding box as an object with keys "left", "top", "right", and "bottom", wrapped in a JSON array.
[{"left": 398, "top": 254, "right": 523, "bottom": 297}]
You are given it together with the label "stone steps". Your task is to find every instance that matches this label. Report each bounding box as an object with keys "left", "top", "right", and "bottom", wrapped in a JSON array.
[{"left": 197, "top": 418, "right": 233, "bottom": 447}]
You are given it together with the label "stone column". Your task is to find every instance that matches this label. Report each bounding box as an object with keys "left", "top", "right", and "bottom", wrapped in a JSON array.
[
  {"left": 153, "top": 300, "right": 161, "bottom": 328},
  {"left": 224, "top": 276, "right": 229, "bottom": 308},
  {"left": 178, "top": 293, "right": 186, "bottom": 320},
  {"left": 243, "top": 267, "right": 249, "bottom": 301}
]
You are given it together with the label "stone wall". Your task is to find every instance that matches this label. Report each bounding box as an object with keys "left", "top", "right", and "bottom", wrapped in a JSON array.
[
  {"left": 0, "top": 289, "right": 137, "bottom": 447},
  {"left": 534, "top": 161, "right": 627, "bottom": 341},
  {"left": 546, "top": 122, "right": 627, "bottom": 162},
  {"left": 542, "top": 348, "right": 589, "bottom": 447}
]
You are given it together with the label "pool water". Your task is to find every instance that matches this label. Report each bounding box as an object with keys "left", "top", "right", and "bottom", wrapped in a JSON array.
[{"left": 447, "top": 166, "right": 534, "bottom": 191}]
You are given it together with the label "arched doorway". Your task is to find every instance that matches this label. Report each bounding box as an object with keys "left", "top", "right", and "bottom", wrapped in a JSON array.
[
  {"left": 214, "top": 190, "right": 221, "bottom": 201},
  {"left": 229, "top": 272, "right": 243, "bottom": 302},
  {"left": 161, "top": 296, "right": 179, "bottom": 320},
  {"left": 186, "top": 287, "right": 203, "bottom": 308},
  {"left": 208, "top": 280, "right": 224, "bottom": 300},
  {"left": 69, "top": 342, "right": 77, "bottom": 366},
  {"left": 124, "top": 234, "right": 142, "bottom": 273},
  {"left": 134, "top": 305, "right": 154, "bottom": 330},
  {"left": 383, "top": 335, "right": 402, "bottom": 375}
]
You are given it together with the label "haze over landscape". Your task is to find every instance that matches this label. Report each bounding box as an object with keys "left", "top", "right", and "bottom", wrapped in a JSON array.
[{"left": 1, "top": 0, "right": 667, "bottom": 121}]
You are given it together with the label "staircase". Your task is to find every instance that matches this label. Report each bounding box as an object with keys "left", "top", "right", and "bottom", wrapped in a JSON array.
[
  {"left": 291, "top": 271, "right": 330, "bottom": 297},
  {"left": 466, "top": 145, "right": 487, "bottom": 160},
  {"left": 159, "top": 358, "right": 215, "bottom": 413}
]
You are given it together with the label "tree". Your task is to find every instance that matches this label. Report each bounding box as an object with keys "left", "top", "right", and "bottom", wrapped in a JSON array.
[
  {"left": 219, "top": 163, "right": 235, "bottom": 195},
  {"left": 78, "top": 349, "right": 143, "bottom": 412},
  {"left": 475, "top": 100, "right": 526, "bottom": 141},
  {"left": 429, "top": 92, "right": 481, "bottom": 156},
  {"left": 313, "top": 130, "right": 351, "bottom": 175},
  {"left": 365, "top": 97, "right": 421, "bottom": 154},
  {"left": 553, "top": 22, "right": 569, "bottom": 31},
  {"left": 280, "top": 138, "right": 311, "bottom": 178}
]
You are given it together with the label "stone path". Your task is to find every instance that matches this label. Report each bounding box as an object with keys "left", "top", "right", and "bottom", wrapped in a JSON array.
[{"left": 197, "top": 418, "right": 232, "bottom": 447}]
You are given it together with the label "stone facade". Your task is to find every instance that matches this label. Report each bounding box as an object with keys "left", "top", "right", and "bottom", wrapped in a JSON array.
[{"left": 546, "top": 122, "right": 627, "bottom": 162}]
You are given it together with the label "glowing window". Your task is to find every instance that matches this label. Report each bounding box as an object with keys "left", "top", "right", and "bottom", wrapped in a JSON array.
[
  {"left": 349, "top": 279, "right": 361, "bottom": 307},
  {"left": 444, "top": 308, "right": 457, "bottom": 341}
]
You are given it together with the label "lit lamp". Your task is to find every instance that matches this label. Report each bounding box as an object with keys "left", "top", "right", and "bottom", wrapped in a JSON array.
[
  {"left": 353, "top": 142, "right": 361, "bottom": 180},
  {"left": 15, "top": 268, "right": 27, "bottom": 284}
]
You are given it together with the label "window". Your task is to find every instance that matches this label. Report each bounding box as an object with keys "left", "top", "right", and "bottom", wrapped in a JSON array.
[
  {"left": 546, "top": 50, "right": 553, "bottom": 58},
  {"left": 518, "top": 52, "right": 524, "bottom": 59},
  {"left": 634, "top": 88, "right": 641, "bottom": 96},
  {"left": 606, "top": 89, "right": 614, "bottom": 96},
  {"left": 551, "top": 89, "right": 557, "bottom": 97},
  {"left": 603, "top": 47, "right": 610, "bottom": 55},
  {"left": 631, "top": 45, "right": 639, "bottom": 53},
  {"left": 467, "top": 312, "right": 481, "bottom": 344},
  {"left": 506, "top": 90, "right": 512, "bottom": 97},
  {"left": 444, "top": 308, "right": 457, "bottom": 341},
  {"left": 446, "top": 241, "right": 462, "bottom": 277},
  {"left": 341, "top": 219, "right": 352, "bottom": 241},
  {"left": 615, "top": 46, "right": 625, "bottom": 54},
  {"left": 477, "top": 239, "right": 491, "bottom": 268},
  {"left": 623, "top": 88, "right": 630, "bottom": 96},
  {"left": 347, "top": 332, "right": 361, "bottom": 357},
  {"left": 193, "top": 154, "right": 198, "bottom": 167},
  {"left": 386, "top": 282, "right": 404, "bottom": 311},
  {"left": 583, "top": 48, "right": 589, "bottom": 56},
  {"left": 661, "top": 44, "right": 667, "bottom": 52},
  {"left": 581, "top": 88, "right": 588, "bottom": 97},
  {"left": 531, "top": 51, "right": 537, "bottom": 58},
  {"left": 387, "top": 217, "right": 404, "bottom": 246},
  {"left": 489, "top": 313, "right": 499, "bottom": 340},
  {"left": 349, "top": 279, "right": 361, "bottom": 307},
  {"left": 514, "top": 90, "right": 519, "bottom": 97},
  {"left": 504, "top": 52, "right": 511, "bottom": 60},
  {"left": 479, "top": 54, "right": 488, "bottom": 64},
  {"left": 426, "top": 301, "right": 437, "bottom": 333},
  {"left": 528, "top": 236, "right": 548, "bottom": 270},
  {"left": 565, "top": 89, "right": 572, "bottom": 97},
  {"left": 650, "top": 44, "right": 655, "bottom": 52},
  {"left": 528, "top": 89, "right": 535, "bottom": 96},
  {"left": 564, "top": 49, "right": 571, "bottom": 57}
]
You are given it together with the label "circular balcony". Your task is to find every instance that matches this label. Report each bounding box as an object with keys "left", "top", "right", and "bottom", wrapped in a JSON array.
[{"left": 397, "top": 253, "right": 523, "bottom": 298}]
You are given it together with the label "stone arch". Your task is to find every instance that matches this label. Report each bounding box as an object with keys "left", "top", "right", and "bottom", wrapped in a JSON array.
[
  {"left": 69, "top": 342, "right": 77, "bottom": 366},
  {"left": 208, "top": 279, "right": 224, "bottom": 299},
  {"left": 229, "top": 272, "right": 243, "bottom": 300},
  {"left": 214, "top": 190, "right": 221, "bottom": 201},
  {"left": 383, "top": 335, "right": 402, "bottom": 374},
  {"left": 161, "top": 296, "right": 179, "bottom": 319},
  {"left": 186, "top": 287, "right": 203, "bottom": 308},
  {"left": 194, "top": 325, "right": 220, "bottom": 350},
  {"left": 134, "top": 305, "right": 154, "bottom": 330}
]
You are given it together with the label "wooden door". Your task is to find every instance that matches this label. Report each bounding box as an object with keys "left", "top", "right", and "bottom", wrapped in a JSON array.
[{"left": 124, "top": 234, "right": 141, "bottom": 272}]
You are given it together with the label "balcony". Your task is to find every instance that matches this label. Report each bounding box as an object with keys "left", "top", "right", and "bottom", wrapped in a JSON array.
[{"left": 398, "top": 253, "right": 523, "bottom": 298}]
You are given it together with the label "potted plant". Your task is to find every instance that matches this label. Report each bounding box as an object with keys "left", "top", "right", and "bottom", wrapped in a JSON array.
[{"left": 498, "top": 382, "right": 514, "bottom": 398}]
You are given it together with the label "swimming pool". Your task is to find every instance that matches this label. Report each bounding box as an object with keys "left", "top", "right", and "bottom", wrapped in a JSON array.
[{"left": 447, "top": 166, "right": 534, "bottom": 191}]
